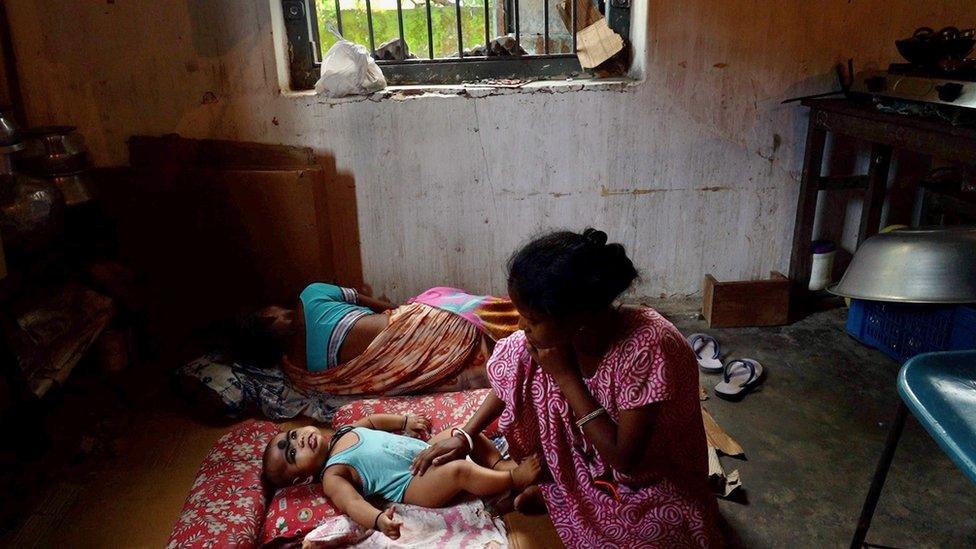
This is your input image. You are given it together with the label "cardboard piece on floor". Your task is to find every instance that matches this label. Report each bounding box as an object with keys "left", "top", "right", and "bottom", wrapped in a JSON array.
[
  {"left": 708, "top": 446, "right": 742, "bottom": 498},
  {"left": 575, "top": 18, "right": 624, "bottom": 69},
  {"left": 702, "top": 406, "right": 744, "bottom": 457}
]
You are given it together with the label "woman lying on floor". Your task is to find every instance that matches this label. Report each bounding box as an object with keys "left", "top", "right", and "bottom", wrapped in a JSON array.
[
  {"left": 262, "top": 413, "right": 540, "bottom": 539},
  {"left": 411, "top": 229, "right": 724, "bottom": 547},
  {"left": 235, "top": 284, "right": 519, "bottom": 396}
]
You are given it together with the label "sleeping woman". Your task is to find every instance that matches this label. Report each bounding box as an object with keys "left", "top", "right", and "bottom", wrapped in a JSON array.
[{"left": 235, "top": 283, "right": 520, "bottom": 396}]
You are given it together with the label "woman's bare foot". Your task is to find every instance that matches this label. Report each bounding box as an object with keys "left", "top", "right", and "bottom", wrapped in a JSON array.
[
  {"left": 513, "top": 485, "right": 547, "bottom": 514},
  {"left": 510, "top": 455, "right": 541, "bottom": 490}
]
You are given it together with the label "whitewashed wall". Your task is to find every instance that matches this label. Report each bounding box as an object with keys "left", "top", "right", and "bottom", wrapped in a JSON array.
[{"left": 8, "top": 1, "right": 975, "bottom": 301}]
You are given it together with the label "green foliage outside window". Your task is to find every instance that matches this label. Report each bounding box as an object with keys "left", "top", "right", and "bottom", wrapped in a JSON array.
[{"left": 315, "top": 0, "right": 495, "bottom": 59}]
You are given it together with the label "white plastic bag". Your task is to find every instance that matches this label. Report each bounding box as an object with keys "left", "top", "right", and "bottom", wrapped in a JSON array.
[{"left": 314, "top": 35, "right": 386, "bottom": 97}]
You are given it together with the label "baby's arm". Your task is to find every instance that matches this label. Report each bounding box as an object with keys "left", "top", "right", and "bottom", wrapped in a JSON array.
[
  {"left": 353, "top": 414, "right": 430, "bottom": 437},
  {"left": 322, "top": 471, "right": 401, "bottom": 539}
]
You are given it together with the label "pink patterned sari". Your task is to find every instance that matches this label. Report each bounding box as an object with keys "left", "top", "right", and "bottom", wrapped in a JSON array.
[{"left": 487, "top": 307, "right": 722, "bottom": 548}]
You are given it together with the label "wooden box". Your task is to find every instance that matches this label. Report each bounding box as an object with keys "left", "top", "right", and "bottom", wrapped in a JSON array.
[{"left": 702, "top": 271, "right": 790, "bottom": 328}]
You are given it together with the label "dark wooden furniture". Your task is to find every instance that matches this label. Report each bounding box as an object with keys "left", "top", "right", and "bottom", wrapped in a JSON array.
[
  {"left": 789, "top": 98, "right": 976, "bottom": 290},
  {"left": 702, "top": 272, "right": 790, "bottom": 328}
]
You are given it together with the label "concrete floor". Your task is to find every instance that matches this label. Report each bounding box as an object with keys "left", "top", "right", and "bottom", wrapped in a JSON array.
[
  {"left": 2, "top": 303, "right": 974, "bottom": 548},
  {"left": 661, "top": 302, "right": 976, "bottom": 548}
]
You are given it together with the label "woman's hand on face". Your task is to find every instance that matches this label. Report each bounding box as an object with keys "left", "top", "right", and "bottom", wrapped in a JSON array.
[
  {"left": 410, "top": 433, "right": 468, "bottom": 476},
  {"left": 528, "top": 343, "right": 578, "bottom": 380},
  {"left": 405, "top": 415, "right": 431, "bottom": 438}
]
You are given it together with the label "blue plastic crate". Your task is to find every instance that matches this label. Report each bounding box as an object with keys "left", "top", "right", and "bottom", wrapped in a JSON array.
[{"left": 846, "top": 300, "right": 976, "bottom": 362}]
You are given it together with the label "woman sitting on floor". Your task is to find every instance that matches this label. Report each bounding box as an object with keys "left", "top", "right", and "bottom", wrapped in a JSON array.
[
  {"left": 235, "top": 284, "right": 519, "bottom": 396},
  {"left": 411, "top": 229, "right": 724, "bottom": 547}
]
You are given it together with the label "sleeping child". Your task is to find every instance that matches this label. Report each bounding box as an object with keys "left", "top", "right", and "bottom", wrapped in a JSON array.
[{"left": 262, "top": 414, "right": 541, "bottom": 540}]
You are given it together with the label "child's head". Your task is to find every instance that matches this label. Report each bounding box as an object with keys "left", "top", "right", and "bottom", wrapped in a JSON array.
[
  {"left": 507, "top": 228, "right": 638, "bottom": 347},
  {"left": 263, "top": 426, "right": 329, "bottom": 488}
]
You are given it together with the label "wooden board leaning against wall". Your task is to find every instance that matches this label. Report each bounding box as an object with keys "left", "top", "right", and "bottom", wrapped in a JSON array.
[{"left": 90, "top": 135, "right": 363, "bottom": 359}]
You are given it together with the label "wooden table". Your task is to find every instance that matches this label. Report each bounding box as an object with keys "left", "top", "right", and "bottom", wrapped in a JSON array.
[{"left": 788, "top": 98, "right": 976, "bottom": 290}]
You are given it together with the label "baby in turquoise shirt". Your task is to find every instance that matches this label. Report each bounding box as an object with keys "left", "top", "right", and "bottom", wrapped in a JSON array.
[{"left": 263, "top": 414, "right": 541, "bottom": 540}]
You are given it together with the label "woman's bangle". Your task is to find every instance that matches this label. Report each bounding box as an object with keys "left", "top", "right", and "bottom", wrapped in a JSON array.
[
  {"left": 451, "top": 427, "right": 474, "bottom": 453},
  {"left": 402, "top": 414, "right": 408, "bottom": 431},
  {"left": 575, "top": 407, "right": 607, "bottom": 429},
  {"left": 373, "top": 509, "right": 384, "bottom": 530}
]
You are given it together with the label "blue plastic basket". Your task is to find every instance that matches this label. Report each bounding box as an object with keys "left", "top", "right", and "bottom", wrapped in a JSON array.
[{"left": 846, "top": 300, "right": 976, "bottom": 363}]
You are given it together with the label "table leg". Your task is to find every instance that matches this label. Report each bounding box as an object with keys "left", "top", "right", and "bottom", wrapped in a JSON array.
[
  {"left": 850, "top": 401, "right": 908, "bottom": 549},
  {"left": 857, "top": 144, "right": 893, "bottom": 247},
  {"left": 788, "top": 118, "right": 827, "bottom": 290}
]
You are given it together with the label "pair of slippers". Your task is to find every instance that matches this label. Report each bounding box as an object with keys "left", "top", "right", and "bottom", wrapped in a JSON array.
[{"left": 687, "top": 333, "right": 764, "bottom": 401}]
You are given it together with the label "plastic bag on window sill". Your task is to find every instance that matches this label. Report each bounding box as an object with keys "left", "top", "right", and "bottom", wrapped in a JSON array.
[{"left": 314, "top": 31, "right": 386, "bottom": 98}]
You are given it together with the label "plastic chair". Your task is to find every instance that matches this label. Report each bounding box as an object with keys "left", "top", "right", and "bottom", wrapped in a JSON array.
[{"left": 851, "top": 350, "right": 976, "bottom": 548}]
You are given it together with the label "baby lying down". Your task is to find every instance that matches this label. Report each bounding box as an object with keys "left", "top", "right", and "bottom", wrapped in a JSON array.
[{"left": 263, "top": 414, "right": 540, "bottom": 540}]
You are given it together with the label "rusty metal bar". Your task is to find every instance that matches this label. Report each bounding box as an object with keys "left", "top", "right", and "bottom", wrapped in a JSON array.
[
  {"left": 334, "top": 0, "right": 343, "bottom": 36},
  {"left": 425, "top": 0, "right": 434, "bottom": 58},
  {"left": 364, "top": 0, "right": 376, "bottom": 53},
  {"left": 571, "top": 0, "right": 576, "bottom": 53},
  {"left": 514, "top": 0, "right": 520, "bottom": 53},
  {"left": 396, "top": 0, "right": 405, "bottom": 49},
  {"left": 483, "top": 0, "right": 490, "bottom": 51},
  {"left": 455, "top": 0, "right": 464, "bottom": 58},
  {"left": 543, "top": 0, "right": 549, "bottom": 53}
]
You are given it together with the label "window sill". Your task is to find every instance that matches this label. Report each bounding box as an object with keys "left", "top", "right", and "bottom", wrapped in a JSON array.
[{"left": 281, "top": 77, "right": 641, "bottom": 104}]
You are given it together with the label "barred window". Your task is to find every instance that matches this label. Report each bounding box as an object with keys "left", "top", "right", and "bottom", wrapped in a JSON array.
[{"left": 280, "top": 0, "right": 631, "bottom": 89}]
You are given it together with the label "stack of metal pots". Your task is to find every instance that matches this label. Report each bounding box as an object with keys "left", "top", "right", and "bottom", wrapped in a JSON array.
[
  {"left": 16, "top": 125, "right": 93, "bottom": 207},
  {"left": 0, "top": 113, "right": 65, "bottom": 258}
]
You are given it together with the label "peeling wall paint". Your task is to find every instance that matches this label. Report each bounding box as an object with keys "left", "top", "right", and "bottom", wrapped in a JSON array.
[{"left": 7, "top": 0, "right": 976, "bottom": 301}]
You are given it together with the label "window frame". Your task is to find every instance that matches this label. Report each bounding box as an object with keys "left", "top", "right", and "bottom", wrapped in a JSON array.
[{"left": 281, "top": 0, "right": 630, "bottom": 89}]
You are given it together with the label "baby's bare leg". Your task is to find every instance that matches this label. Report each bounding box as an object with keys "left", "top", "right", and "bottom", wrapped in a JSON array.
[{"left": 403, "top": 456, "right": 541, "bottom": 507}]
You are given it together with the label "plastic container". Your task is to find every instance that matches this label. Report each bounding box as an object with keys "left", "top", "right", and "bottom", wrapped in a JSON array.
[
  {"left": 846, "top": 299, "right": 976, "bottom": 362},
  {"left": 808, "top": 240, "right": 836, "bottom": 291}
]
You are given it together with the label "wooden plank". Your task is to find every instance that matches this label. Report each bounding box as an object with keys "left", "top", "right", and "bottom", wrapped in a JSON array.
[
  {"left": 315, "top": 153, "right": 364, "bottom": 291},
  {"left": 788, "top": 119, "right": 827, "bottom": 289},
  {"left": 703, "top": 272, "right": 790, "bottom": 328},
  {"left": 805, "top": 99, "right": 976, "bottom": 141},
  {"left": 701, "top": 274, "right": 717, "bottom": 325},
  {"left": 803, "top": 100, "right": 976, "bottom": 164},
  {"left": 817, "top": 175, "right": 869, "bottom": 190},
  {"left": 88, "top": 166, "right": 336, "bottom": 352},
  {"left": 128, "top": 135, "right": 316, "bottom": 169},
  {"left": 0, "top": 0, "right": 25, "bottom": 125},
  {"left": 857, "top": 143, "right": 893, "bottom": 247},
  {"left": 0, "top": 227, "right": 6, "bottom": 281},
  {"left": 180, "top": 167, "right": 333, "bottom": 310}
]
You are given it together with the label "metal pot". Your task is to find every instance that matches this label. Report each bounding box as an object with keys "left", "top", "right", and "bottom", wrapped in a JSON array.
[
  {"left": 17, "top": 125, "right": 90, "bottom": 175},
  {"left": 895, "top": 26, "right": 976, "bottom": 67},
  {"left": 829, "top": 227, "right": 976, "bottom": 304},
  {"left": 47, "top": 170, "right": 93, "bottom": 207},
  {"left": 0, "top": 154, "right": 65, "bottom": 255},
  {"left": 0, "top": 111, "right": 20, "bottom": 146}
]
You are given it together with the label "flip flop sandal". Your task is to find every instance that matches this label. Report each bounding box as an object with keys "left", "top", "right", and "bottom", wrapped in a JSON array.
[
  {"left": 714, "top": 359, "right": 764, "bottom": 401},
  {"left": 687, "top": 333, "right": 723, "bottom": 373}
]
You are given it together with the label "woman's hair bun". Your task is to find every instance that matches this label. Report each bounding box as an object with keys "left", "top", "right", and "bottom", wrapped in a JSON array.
[
  {"left": 507, "top": 228, "right": 639, "bottom": 317},
  {"left": 605, "top": 242, "right": 627, "bottom": 259},
  {"left": 582, "top": 228, "right": 608, "bottom": 247}
]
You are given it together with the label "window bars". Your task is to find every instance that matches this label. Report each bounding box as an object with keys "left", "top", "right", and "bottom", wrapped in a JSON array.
[{"left": 282, "top": 0, "right": 629, "bottom": 88}]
